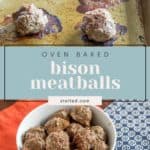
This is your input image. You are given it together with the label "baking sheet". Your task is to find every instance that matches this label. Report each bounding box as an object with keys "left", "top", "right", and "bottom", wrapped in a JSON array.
[
  {"left": 0, "top": 0, "right": 145, "bottom": 45},
  {"left": 141, "top": 0, "right": 150, "bottom": 45}
]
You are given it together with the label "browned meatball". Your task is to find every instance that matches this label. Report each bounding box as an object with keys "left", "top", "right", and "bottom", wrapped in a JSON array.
[
  {"left": 23, "top": 126, "right": 46, "bottom": 143},
  {"left": 73, "top": 128, "right": 97, "bottom": 150},
  {"left": 66, "top": 123, "right": 84, "bottom": 138},
  {"left": 73, "top": 128, "right": 108, "bottom": 150},
  {"left": 44, "top": 117, "right": 70, "bottom": 134},
  {"left": 91, "top": 126, "right": 106, "bottom": 141},
  {"left": 94, "top": 140, "right": 108, "bottom": 150},
  {"left": 46, "top": 130, "right": 70, "bottom": 150},
  {"left": 70, "top": 106, "right": 92, "bottom": 126},
  {"left": 51, "top": 109, "right": 70, "bottom": 120},
  {"left": 22, "top": 137, "right": 45, "bottom": 150}
]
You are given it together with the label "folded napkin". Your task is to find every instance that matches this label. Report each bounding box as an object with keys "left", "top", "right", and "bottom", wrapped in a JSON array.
[
  {"left": 105, "top": 102, "right": 150, "bottom": 150},
  {"left": 0, "top": 101, "right": 45, "bottom": 150}
]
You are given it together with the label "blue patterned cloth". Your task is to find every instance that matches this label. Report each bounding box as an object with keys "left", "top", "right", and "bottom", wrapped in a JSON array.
[{"left": 104, "top": 102, "right": 150, "bottom": 150}]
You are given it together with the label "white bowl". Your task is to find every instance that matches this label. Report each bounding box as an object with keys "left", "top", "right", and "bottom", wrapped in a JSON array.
[{"left": 16, "top": 104, "right": 116, "bottom": 150}]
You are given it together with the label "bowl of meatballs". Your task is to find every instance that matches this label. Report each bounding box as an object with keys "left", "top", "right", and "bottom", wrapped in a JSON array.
[{"left": 16, "top": 104, "right": 116, "bottom": 150}]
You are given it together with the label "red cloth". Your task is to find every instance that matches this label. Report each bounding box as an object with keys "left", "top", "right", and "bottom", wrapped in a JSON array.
[{"left": 0, "top": 101, "right": 45, "bottom": 150}]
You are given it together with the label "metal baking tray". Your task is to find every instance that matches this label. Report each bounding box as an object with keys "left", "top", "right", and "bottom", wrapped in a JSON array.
[{"left": 0, "top": 0, "right": 147, "bottom": 45}]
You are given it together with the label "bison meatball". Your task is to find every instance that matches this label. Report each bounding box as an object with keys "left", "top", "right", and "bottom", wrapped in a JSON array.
[
  {"left": 66, "top": 123, "right": 84, "bottom": 138},
  {"left": 73, "top": 128, "right": 97, "bottom": 150},
  {"left": 22, "top": 137, "right": 45, "bottom": 150},
  {"left": 23, "top": 126, "right": 46, "bottom": 143},
  {"left": 70, "top": 106, "right": 92, "bottom": 126},
  {"left": 44, "top": 117, "right": 70, "bottom": 134},
  {"left": 51, "top": 109, "right": 70, "bottom": 121},
  {"left": 80, "top": 8, "right": 116, "bottom": 42},
  {"left": 94, "top": 140, "right": 108, "bottom": 150},
  {"left": 46, "top": 130, "right": 70, "bottom": 150},
  {"left": 74, "top": 128, "right": 108, "bottom": 150},
  {"left": 91, "top": 126, "right": 106, "bottom": 141},
  {"left": 13, "top": 4, "right": 48, "bottom": 35}
]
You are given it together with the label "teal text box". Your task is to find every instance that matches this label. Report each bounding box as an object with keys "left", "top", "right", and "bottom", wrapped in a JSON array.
[
  {"left": 0, "top": 47, "right": 4, "bottom": 99},
  {"left": 5, "top": 46, "right": 145, "bottom": 100},
  {"left": 147, "top": 47, "right": 150, "bottom": 100}
]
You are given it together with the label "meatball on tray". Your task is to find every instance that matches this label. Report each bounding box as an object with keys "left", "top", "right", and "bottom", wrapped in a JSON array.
[{"left": 0, "top": 0, "right": 145, "bottom": 45}]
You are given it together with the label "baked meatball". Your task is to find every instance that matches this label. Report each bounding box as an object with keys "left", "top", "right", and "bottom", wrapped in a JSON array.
[
  {"left": 44, "top": 117, "right": 70, "bottom": 134},
  {"left": 94, "top": 140, "right": 108, "bottom": 150},
  {"left": 80, "top": 8, "right": 116, "bottom": 42},
  {"left": 91, "top": 126, "right": 106, "bottom": 141},
  {"left": 13, "top": 4, "right": 48, "bottom": 35},
  {"left": 23, "top": 126, "right": 46, "bottom": 143},
  {"left": 66, "top": 123, "right": 84, "bottom": 138},
  {"left": 51, "top": 109, "right": 70, "bottom": 120},
  {"left": 70, "top": 106, "right": 92, "bottom": 126},
  {"left": 74, "top": 128, "right": 108, "bottom": 150},
  {"left": 73, "top": 128, "right": 97, "bottom": 150},
  {"left": 46, "top": 130, "right": 70, "bottom": 150},
  {"left": 22, "top": 137, "right": 45, "bottom": 150}
]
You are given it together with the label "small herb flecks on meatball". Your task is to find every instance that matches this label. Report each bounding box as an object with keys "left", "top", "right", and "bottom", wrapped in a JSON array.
[
  {"left": 44, "top": 117, "right": 70, "bottom": 134},
  {"left": 23, "top": 126, "right": 46, "bottom": 143},
  {"left": 13, "top": 4, "right": 48, "bottom": 36},
  {"left": 80, "top": 8, "right": 116, "bottom": 42},
  {"left": 70, "top": 106, "right": 92, "bottom": 126},
  {"left": 22, "top": 137, "right": 45, "bottom": 150},
  {"left": 46, "top": 130, "right": 70, "bottom": 150}
]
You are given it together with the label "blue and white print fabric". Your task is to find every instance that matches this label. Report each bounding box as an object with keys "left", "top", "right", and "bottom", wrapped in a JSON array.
[{"left": 104, "top": 102, "right": 150, "bottom": 150}]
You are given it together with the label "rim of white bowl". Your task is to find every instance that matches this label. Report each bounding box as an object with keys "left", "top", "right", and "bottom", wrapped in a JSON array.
[
  {"left": 16, "top": 104, "right": 117, "bottom": 150},
  {"left": 95, "top": 106, "right": 117, "bottom": 150}
]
